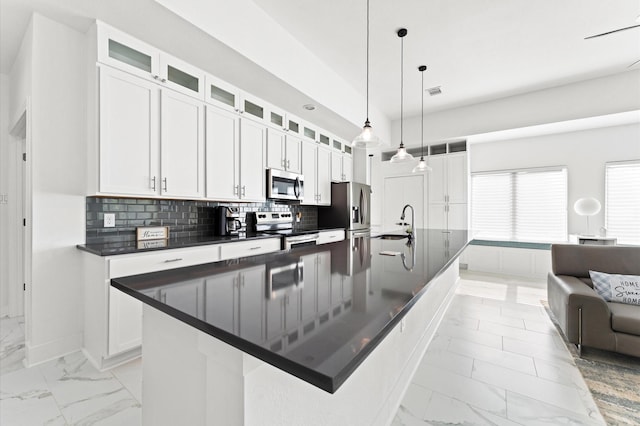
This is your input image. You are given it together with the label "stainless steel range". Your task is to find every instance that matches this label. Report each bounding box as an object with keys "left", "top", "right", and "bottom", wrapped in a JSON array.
[{"left": 248, "top": 211, "right": 319, "bottom": 250}]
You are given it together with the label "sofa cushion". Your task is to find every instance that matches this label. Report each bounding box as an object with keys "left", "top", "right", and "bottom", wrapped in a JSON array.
[
  {"left": 609, "top": 302, "right": 640, "bottom": 335},
  {"left": 589, "top": 270, "right": 640, "bottom": 306}
]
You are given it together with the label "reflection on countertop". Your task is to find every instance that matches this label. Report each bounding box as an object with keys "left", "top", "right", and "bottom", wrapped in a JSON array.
[{"left": 112, "top": 229, "right": 469, "bottom": 392}]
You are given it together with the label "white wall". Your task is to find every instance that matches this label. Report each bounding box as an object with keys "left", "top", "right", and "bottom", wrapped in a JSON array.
[
  {"left": 469, "top": 123, "right": 640, "bottom": 236},
  {"left": 9, "top": 13, "right": 86, "bottom": 365},
  {"left": 0, "top": 73, "right": 11, "bottom": 316}
]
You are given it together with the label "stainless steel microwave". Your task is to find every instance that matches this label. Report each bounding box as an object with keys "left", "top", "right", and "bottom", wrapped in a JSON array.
[{"left": 267, "top": 169, "right": 304, "bottom": 201}]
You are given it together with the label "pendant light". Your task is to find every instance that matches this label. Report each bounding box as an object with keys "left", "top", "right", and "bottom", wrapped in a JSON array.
[
  {"left": 353, "top": 0, "right": 381, "bottom": 148},
  {"left": 390, "top": 28, "right": 414, "bottom": 163},
  {"left": 412, "top": 65, "right": 432, "bottom": 173}
]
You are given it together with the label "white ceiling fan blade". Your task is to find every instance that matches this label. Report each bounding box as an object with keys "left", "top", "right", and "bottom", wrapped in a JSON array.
[{"left": 585, "top": 24, "right": 640, "bottom": 39}]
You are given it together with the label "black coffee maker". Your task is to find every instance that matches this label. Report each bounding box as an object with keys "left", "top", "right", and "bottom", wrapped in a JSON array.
[{"left": 214, "top": 206, "right": 242, "bottom": 236}]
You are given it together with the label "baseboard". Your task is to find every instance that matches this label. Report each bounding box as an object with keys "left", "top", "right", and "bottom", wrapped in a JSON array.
[{"left": 24, "top": 332, "right": 83, "bottom": 367}]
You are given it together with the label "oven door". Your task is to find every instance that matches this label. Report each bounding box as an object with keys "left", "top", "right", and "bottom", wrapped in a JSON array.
[
  {"left": 284, "top": 233, "right": 319, "bottom": 250},
  {"left": 267, "top": 259, "right": 304, "bottom": 299},
  {"left": 267, "top": 169, "right": 304, "bottom": 201}
]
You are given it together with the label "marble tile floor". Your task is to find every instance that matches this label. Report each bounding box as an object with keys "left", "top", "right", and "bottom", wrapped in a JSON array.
[
  {"left": 0, "top": 316, "right": 142, "bottom": 426},
  {"left": 392, "top": 271, "right": 606, "bottom": 426},
  {"left": 1, "top": 271, "right": 606, "bottom": 425}
]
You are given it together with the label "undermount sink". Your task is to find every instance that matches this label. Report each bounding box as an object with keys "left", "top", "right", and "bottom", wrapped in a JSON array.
[{"left": 376, "top": 234, "right": 408, "bottom": 240}]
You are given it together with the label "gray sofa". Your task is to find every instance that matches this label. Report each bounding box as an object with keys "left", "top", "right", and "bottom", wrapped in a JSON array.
[{"left": 547, "top": 244, "right": 640, "bottom": 357}]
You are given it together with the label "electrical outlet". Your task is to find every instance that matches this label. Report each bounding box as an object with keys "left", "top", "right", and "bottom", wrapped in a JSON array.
[{"left": 104, "top": 213, "right": 116, "bottom": 228}]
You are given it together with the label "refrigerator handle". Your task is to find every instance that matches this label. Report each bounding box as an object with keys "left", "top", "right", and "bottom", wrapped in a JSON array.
[{"left": 359, "top": 188, "right": 365, "bottom": 224}]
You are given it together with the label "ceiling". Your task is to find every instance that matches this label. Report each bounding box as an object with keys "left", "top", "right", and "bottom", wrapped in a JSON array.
[
  {"left": 252, "top": 0, "right": 640, "bottom": 120},
  {"left": 1, "top": 0, "right": 639, "bottom": 130}
]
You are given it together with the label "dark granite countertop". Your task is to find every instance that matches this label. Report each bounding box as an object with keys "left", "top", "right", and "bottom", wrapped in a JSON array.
[
  {"left": 77, "top": 233, "right": 282, "bottom": 256},
  {"left": 77, "top": 228, "right": 347, "bottom": 256},
  {"left": 111, "top": 229, "right": 469, "bottom": 393}
]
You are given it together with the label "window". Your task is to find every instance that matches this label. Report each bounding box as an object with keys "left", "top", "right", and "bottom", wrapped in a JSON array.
[
  {"left": 471, "top": 167, "right": 568, "bottom": 242},
  {"left": 606, "top": 161, "right": 640, "bottom": 245}
]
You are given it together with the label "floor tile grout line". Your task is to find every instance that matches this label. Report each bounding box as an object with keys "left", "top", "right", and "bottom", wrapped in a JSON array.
[{"left": 35, "top": 363, "right": 71, "bottom": 426}]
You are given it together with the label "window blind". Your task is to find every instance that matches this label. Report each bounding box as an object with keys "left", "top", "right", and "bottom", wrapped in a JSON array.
[
  {"left": 605, "top": 161, "right": 640, "bottom": 245},
  {"left": 471, "top": 167, "right": 568, "bottom": 242}
]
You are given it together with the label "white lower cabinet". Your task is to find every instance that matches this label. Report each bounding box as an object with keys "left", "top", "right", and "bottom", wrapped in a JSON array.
[
  {"left": 83, "top": 238, "right": 280, "bottom": 370},
  {"left": 317, "top": 229, "right": 345, "bottom": 245},
  {"left": 107, "top": 286, "right": 143, "bottom": 356}
]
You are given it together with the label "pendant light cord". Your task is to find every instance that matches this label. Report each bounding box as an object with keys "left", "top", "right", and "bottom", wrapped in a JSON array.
[
  {"left": 400, "top": 33, "right": 404, "bottom": 147},
  {"left": 366, "top": 0, "right": 370, "bottom": 121},
  {"left": 420, "top": 67, "right": 424, "bottom": 159}
]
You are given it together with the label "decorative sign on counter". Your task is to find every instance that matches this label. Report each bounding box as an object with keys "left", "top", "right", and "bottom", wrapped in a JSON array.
[{"left": 136, "top": 226, "right": 169, "bottom": 241}]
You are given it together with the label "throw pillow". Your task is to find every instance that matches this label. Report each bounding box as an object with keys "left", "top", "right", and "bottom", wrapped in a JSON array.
[{"left": 589, "top": 270, "right": 640, "bottom": 306}]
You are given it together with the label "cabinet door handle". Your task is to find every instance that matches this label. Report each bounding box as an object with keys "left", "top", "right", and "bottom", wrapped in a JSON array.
[
  {"left": 152, "top": 74, "right": 160, "bottom": 80},
  {"left": 151, "top": 176, "right": 156, "bottom": 191},
  {"left": 287, "top": 159, "right": 290, "bottom": 169},
  {"left": 281, "top": 159, "right": 285, "bottom": 168},
  {"left": 249, "top": 246, "right": 261, "bottom": 250},
  {"left": 241, "top": 186, "right": 246, "bottom": 196},
  {"left": 164, "top": 258, "right": 183, "bottom": 263},
  {"left": 233, "top": 185, "right": 239, "bottom": 195},
  {"left": 162, "top": 177, "right": 168, "bottom": 192}
]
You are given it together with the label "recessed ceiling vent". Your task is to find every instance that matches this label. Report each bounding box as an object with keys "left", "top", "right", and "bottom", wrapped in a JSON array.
[{"left": 427, "top": 86, "right": 442, "bottom": 96}]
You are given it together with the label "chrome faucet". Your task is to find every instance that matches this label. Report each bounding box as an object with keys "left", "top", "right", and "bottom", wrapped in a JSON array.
[{"left": 400, "top": 204, "right": 415, "bottom": 241}]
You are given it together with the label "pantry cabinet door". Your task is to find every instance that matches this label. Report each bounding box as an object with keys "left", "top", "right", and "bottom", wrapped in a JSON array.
[
  {"left": 161, "top": 89, "right": 205, "bottom": 198},
  {"left": 99, "top": 66, "right": 159, "bottom": 196},
  {"left": 205, "top": 106, "right": 240, "bottom": 200}
]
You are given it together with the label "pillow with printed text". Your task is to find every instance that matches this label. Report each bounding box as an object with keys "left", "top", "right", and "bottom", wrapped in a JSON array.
[{"left": 589, "top": 270, "right": 640, "bottom": 306}]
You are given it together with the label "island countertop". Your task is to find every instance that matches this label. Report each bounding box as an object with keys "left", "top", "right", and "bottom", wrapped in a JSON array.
[{"left": 111, "top": 229, "right": 469, "bottom": 393}]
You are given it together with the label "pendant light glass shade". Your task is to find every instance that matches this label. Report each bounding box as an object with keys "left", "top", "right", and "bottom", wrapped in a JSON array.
[
  {"left": 353, "top": 0, "right": 380, "bottom": 148},
  {"left": 390, "top": 28, "right": 414, "bottom": 164},
  {"left": 413, "top": 65, "right": 432, "bottom": 173}
]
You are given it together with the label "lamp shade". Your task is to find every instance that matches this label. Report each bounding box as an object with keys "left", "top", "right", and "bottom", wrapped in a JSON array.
[{"left": 574, "top": 197, "right": 601, "bottom": 216}]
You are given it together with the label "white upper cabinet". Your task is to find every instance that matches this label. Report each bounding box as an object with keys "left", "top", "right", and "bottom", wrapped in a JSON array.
[
  {"left": 160, "top": 54, "right": 205, "bottom": 99},
  {"left": 99, "top": 66, "right": 160, "bottom": 196},
  {"left": 94, "top": 22, "right": 344, "bottom": 203},
  {"left": 99, "top": 66, "right": 204, "bottom": 198},
  {"left": 266, "top": 128, "right": 301, "bottom": 173},
  {"left": 98, "top": 22, "right": 205, "bottom": 100},
  {"left": 301, "top": 141, "right": 317, "bottom": 205},
  {"left": 205, "top": 106, "right": 239, "bottom": 200},
  {"left": 239, "top": 118, "right": 267, "bottom": 201},
  {"left": 205, "top": 106, "right": 268, "bottom": 202},
  {"left": 301, "top": 142, "right": 331, "bottom": 206},
  {"left": 266, "top": 128, "right": 287, "bottom": 170},
  {"left": 205, "top": 74, "right": 241, "bottom": 113},
  {"left": 316, "top": 147, "right": 332, "bottom": 205},
  {"left": 239, "top": 93, "right": 267, "bottom": 122},
  {"left": 331, "top": 139, "right": 352, "bottom": 183},
  {"left": 160, "top": 90, "right": 205, "bottom": 198},
  {"left": 98, "top": 23, "right": 159, "bottom": 81}
]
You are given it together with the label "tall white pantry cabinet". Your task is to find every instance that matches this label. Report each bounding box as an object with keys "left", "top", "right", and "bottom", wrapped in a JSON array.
[{"left": 428, "top": 152, "right": 468, "bottom": 230}]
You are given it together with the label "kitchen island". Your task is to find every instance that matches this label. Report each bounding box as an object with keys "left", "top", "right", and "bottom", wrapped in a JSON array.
[{"left": 112, "top": 229, "right": 468, "bottom": 425}]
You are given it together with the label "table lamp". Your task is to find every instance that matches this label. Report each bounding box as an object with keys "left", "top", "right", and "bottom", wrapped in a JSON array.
[{"left": 574, "top": 197, "right": 601, "bottom": 236}]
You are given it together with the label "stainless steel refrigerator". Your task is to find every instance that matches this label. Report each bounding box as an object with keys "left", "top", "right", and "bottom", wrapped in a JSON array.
[{"left": 318, "top": 182, "right": 371, "bottom": 237}]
